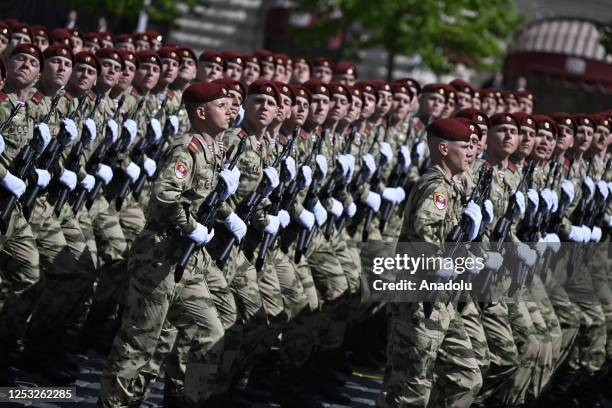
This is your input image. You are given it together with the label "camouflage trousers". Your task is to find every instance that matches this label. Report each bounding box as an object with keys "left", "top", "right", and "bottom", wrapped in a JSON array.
[
  {"left": 99, "top": 229, "right": 223, "bottom": 408},
  {"left": 378, "top": 301, "right": 482, "bottom": 408},
  {"left": 589, "top": 244, "right": 612, "bottom": 358},
  {"left": 460, "top": 300, "right": 491, "bottom": 376}
]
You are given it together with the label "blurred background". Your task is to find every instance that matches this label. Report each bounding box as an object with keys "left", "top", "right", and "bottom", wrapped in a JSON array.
[{"left": 1, "top": 0, "right": 611, "bottom": 112}]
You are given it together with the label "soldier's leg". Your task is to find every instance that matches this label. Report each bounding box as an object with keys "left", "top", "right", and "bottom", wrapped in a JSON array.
[
  {"left": 274, "top": 247, "right": 308, "bottom": 322},
  {"left": 590, "top": 248, "right": 612, "bottom": 360},
  {"left": 460, "top": 300, "right": 491, "bottom": 376}
]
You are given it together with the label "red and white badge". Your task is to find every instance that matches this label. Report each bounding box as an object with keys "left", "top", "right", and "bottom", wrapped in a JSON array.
[
  {"left": 433, "top": 192, "right": 447, "bottom": 210},
  {"left": 174, "top": 161, "right": 189, "bottom": 179}
]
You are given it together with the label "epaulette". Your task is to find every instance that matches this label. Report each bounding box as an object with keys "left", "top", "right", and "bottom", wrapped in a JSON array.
[
  {"left": 507, "top": 160, "right": 517, "bottom": 173},
  {"left": 299, "top": 128, "right": 309, "bottom": 139},
  {"left": 86, "top": 89, "right": 96, "bottom": 100},
  {"left": 188, "top": 136, "right": 203, "bottom": 154},
  {"left": 63, "top": 91, "right": 74, "bottom": 101},
  {"left": 0, "top": 92, "right": 7, "bottom": 102},
  {"left": 237, "top": 129, "right": 248, "bottom": 138},
  {"left": 30, "top": 90, "right": 44, "bottom": 104},
  {"left": 167, "top": 90, "right": 176, "bottom": 99},
  {"left": 414, "top": 119, "right": 424, "bottom": 132},
  {"left": 563, "top": 157, "right": 571, "bottom": 171},
  {"left": 279, "top": 134, "right": 287, "bottom": 145}
]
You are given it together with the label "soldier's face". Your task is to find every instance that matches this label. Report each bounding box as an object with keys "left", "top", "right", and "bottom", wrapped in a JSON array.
[
  {"left": 456, "top": 92, "right": 472, "bottom": 111},
  {"left": 178, "top": 58, "right": 197, "bottom": 83},
  {"left": 203, "top": 96, "right": 232, "bottom": 132},
  {"left": 481, "top": 97, "right": 496, "bottom": 116},
  {"left": 292, "top": 62, "right": 309, "bottom": 84},
  {"left": 84, "top": 42, "right": 100, "bottom": 53},
  {"left": 574, "top": 126, "right": 593, "bottom": 152},
  {"left": 0, "top": 35, "right": 9, "bottom": 55},
  {"left": 487, "top": 124, "right": 518, "bottom": 158},
  {"left": 134, "top": 62, "right": 160, "bottom": 91},
  {"left": 496, "top": 100, "right": 506, "bottom": 113},
  {"left": 68, "top": 63, "right": 97, "bottom": 93},
  {"left": 506, "top": 98, "right": 520, "bottom": 113},
  {"left": 10, "top": 33, "right": 32, "bottom": 51},
  {"left": 285, "top": 65, "right": 293, "bottom": 83},
  {"left": 261, "top": 62, "right": 275, "bottom": 80},
  {"left": 328, "top": 93, "right": 349, "bottom": 122},
  {"left": 472, "top": 97, "right": 481, "bottom": 110},
  {"left": 71, "top": 37, "right": 83, "bottom": 53},
  {"left": 33, "top": 35, "right": 49, "bottom": 52},
  {"left": 160, "top": 58, "right": 179, "bottom": 85},
  {"left": 116, "top": 61, "right": 136, "bottom": 91},
  {"left": 101, "top": 40, "right": 114, "bottom": 49},
  {"left": 42, "top": 56, "right": 72, "bottom": 88},
  {"left": 228, "top": 90, "right": 243, "bottom": 122},
  {"left": 392, "top": 93, "right": 412, "bottom": 122},
  {"left": 476, "top": 124, "right": 487, "bottom": 155},
  {"left": 243, "top": 62, "right": 260, "bottom": 86},
  {"left": 245, "top": 94, "right": 278, "bottom": 129},
  {"left": 555, "top": 125, "right": 574, "bottom": 152},
  {"left": 151, "top": 39, "right": 162, "bottom": 51},
  {"left": 313, "top": 66, "right": 332, "bottom": 83},
  {"left": 335, "top": 73, "right": 355, "bottom": 86},
  {"left": 376, "top": 91, "right": 392, "bottom": 117},
  {"left": 517, "top": 127, "right": 536, "bottom": 158},
  {"left": 135, "top": 40, "right": 150, "bottom": 51},
  {"left": 291, "top": 96, "right": 309, "bottom": 126},
  {"left": 7, "top": 53, "right": 40, "bottom": 88},
  {"left": 274, "top": 94, "right": 292, "bottom": 124},
  {"left": 199, "top": 62, "right": 224, "bottom": 82},
  {"left": 98, "top": 58, "right": 122, "bottom": 89},
  {"left": 441, "top": 98, "right": 455, "bottom": 118},
  {"left": 592, "top": 126, "right": 610, "bottom": 152},
  {"left": 519, "top": 97, "right": 533, "bottom": 114},
  {"left": 225, "top": 62, "right": 243, "bottom": 82},
  {"left": 443, "top": 140, "right": 472, "bottom": 174},
  {"left": 361, "top": 93, "right": 376, "bottom": 119},
  {"left": 532, "top": 129, "right": 556, "bottom": 160},
  {"left": 273, "top": 64, "right": 285, "bottom": 82},
  {"left": 420, "top": 92, "right": 444, "bottom": 118},
  {"left": 346, "top": 97, "right": 362, "bottom": 122},
  {"left": 117, "top": 42, "right": 135, "bottom": 52},
  {"left": 307, "top": 94, "right": 330, "bottom": 127}
]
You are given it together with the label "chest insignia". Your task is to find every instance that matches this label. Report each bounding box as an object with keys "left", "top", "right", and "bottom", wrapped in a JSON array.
[
  {"left": 433, "top": 192, "right": 447, "bottom": 210},
  {"left": 174, "top": 161, "right": 189, "bottom": 179}
]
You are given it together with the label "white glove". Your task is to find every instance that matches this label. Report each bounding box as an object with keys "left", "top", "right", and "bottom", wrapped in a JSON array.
[
  {"left": 97, "top": 164, "right": 113, "bottom": 185},
  {"left": 362, "top": 153, "right": 376, "bottom": 177},
  {"left": 561, "top": 180, "right": 575, "bottom": 204},
  {"left": 329, "top": 197, "right": 343, "bottom": 217},
  {"left": 364, "top": 191, "right": 381, "bottom": 212},
  {"left": 581, "top": 225, "right": 591, "bottom": 243},
  {"left": 608, "top": 181, "right": 612, "bottom": 196},
  {"left": 262, "top": 167, "right": 280, "bottom": 196},
  {"left": 462, "top": 200, "right": 483, "bottom": 241},
  {"left": 540, "top": 189, "right": 554, "bottom": 211},
  {"left": 59, "top": 169, "right": 77, "bottom": 191},
  {"left": 123, "top": 119, "right": 138, "bottom": 146},
  {"left": 583, "top": 176, "right": 595, "bottom": 199},
  {"left": 297, "top": 209, "right": 315, "bottom": 230},
  {"left": 591, "top": 226, "right": 602, "bottom": 242},
  {"left": 60, "top": 118, "right": 78, "bottom": 145},
  {"left": 315, "top": 154, "right": 328, "bottom": 178},
  {"left": 80, "top": 174, "right": 95, "bottom": 192},
  {"left": 483, "top": 199, "right": 494, "bottom": 225},
  {"left": 0, "top": 133, "right": 5, "bottom": 155},
  {"left": 83, "top": 118, "right": 97, "bottom": 143},
  {"left": 150, "top": 118, "right": 162, "bottom": 141},
  {"left": 188, "top": 223, "right": 214, "bottom": 246},
  {"left": 263, "top": 215, "right": 280, "bottom": 235},
  {"left": 399, "top": 145, "right": 411, "bottom": 170},
  {"left": 597, "top": 180, "right": 609, "bottom": 200},
  {"left": 219, "top": 166, "right": 240, "bottom": 199},
  {"left": 281, "top": 156, "right": 296, "bottom": 182},
  {"left": 544, "top": 233, "right": 561, "bottom": 253},
  {"left": 344, "top": 154, "right": 355, "bottom": 180},
  {"left": 106, "top": 119, "right": 119, "bottom": 143},
  {"left": 1, "top": 171, "right": 26, "bottom": 198},
  {"left": 379, "top": 142, "right": 393, "bottom": 163},
  {"left": 396, "top": 187, "right": 406, "bottom": 203},
  {"left": 382, "top": 187, "right": 398, "bottom": 203},
  {"left": 514, "top": 191, "right": 526, "bottom": 217},
  {"left": 550, "top": 190, "right": 559, "bottom": 213},
  {"left": 169, "top": 115, "right": 179, "bottom": 135},
  {"left": 299, "top": 165, "right": 312, "bottom": 188},
  {"left": 313, "top": 200, "right": 327, "bottom": 226},
  {"left": 345, "top": 202, "right": 356, "bottom": 218},
  {"left": 569, "top": 225, "right": 584, "bottom": 242},
  {"left": 278, "top": 209, "right": 290, "bottom": 228},
  {"left": 415, "top": 141, "right": 426, "bottom": 161},
  {"left": 484, "top": 251, "right": 503, "bottom": 271},
  {"left": 536, "top": 237, "right": 548, "bottom": 257},
  {"left": 34, "top": 123, "right": 52, "bottom": 153},
  {"left": 126, "top": 161, "right": 141, "bottom": 184},
  {"left": 35, "top": 168, "right": 51, "bottom": 188},
  {"left": 224, "top": 212, "right": 247, "bottom": 241},
  {"left": 516, "top": 242, "right": 537, "bottom": 267},
  {"left": 527, "top": 189, "right": 539, "bottom": 210},
  {"left": 143, "top": 157, "right": 156, "bottom": 177}
]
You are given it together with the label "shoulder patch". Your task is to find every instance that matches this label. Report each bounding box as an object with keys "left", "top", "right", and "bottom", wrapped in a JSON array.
[
  {"left": 433, "top": 192, "right": 447, "bottom": 210},
  {"left": 188, "top": 136, "right": 203, "bottom": 154},
  {"left": 167, "top": 90, "right": 176, "bottom": 99},
  {"left": 31, "top": 91, "right": 44, "bottom": 104},
  {"left": 0, "top": 92, "right": 7, "bottom": 102},
  {"left": 86, "top": 90, "right": 96, "bottom": 100},
  {"left": 414, "top": 120, "right": 423, "bottom": 132},
  {"left": 174, "top": 161, "right": 189, "bottom": 179},
  {"left": 238, "top": 129, "right": 248, "bottom": 139}
]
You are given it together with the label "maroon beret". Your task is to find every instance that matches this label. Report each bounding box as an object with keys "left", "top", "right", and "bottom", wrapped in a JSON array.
[
  {"left": 146, "top": 31, "right": 163, "bottom": 43},
  {"left": 302, "top": 79, "right": 332, "bottom": 99},
  {"left": 70, "top": 29, "right": 83, "bottom": 41},
  {"left": 290, "top": 84, "right": 312, "bottom": 104},
  {"left": 532, "top": 114, "right": 557, "bottom": 137},
  {"left": 489, "top": 112, "right": 519, "bottom": 128},
  {"left": 347, "top": 85, "right": 363, "bottom": 104},
  {"left": 10, "top": 43, "right": 43, "bottom": 67},
  {"left": 312, "top": 57, "right": 333, "bottom": 69},
  {"left": 173, "top": 46, "right": 196, "bottom": 64},
  {"left": 98, "top": 32, "right": 114, "bottom": 44},
  {"left": 74, "top": 51, "right": 100, "bottom": 74},
  {"left": 354, "top": 81, "right": 378, "bottom": 101},
  {"left": 43, "top": 44, "right": 73, "bottom": 63},
  {"left": 512, "top": 112, "right": 536, "bottom": 131},
  {"left": 199, "top": 50, "right": 226, "bottom": 68},
  {"left": 212, "top": 78, "right": 246, "bottom": 99},
  {"left": 247, "top": 79, "right": 281, "bottom": 105},
  {"left": 84, "top": 32, "right": 100, "bottom": 45},
  {"left": 96, "top": 48, "right": 124, "bottom": 68},
  {"left": 222, "top": 50, "right": 244, "bottom": 67},
  {"left": 333, "top": 61, "right": 357, "bottom": 77},
  {"left": 426, "top": 118, "right": 472, "bottom": 142},
  {"left": 449, "top": 79, "right": 473, "bottom": 96},
  {"left": 117, "top": 49, "right": 137, "bottom": 66},
  {"left": 274, "top": 53, "right": 289, "bottom": 67},
  {"left": 422, "top": 83, "right": 447, "bottom": 98},
  {"left": 0, "top": 22, "right": 11, "bottom": 41},
  {"left": 294, "top": 56, "right": 310, "bottom": 67},
  {"left": 329, "top": 81, "right": 352, "bottom": 103},
  {"left": 371, "top": 80, "right": 392, "bottom": 95},
  {"left": 573, "top": 114, "right": 595, "bottom": 130},
  {"left": 31, "top": 25, "right": 50, "bottom": 41},
  {"left": 183, "top": 81, "right": 229, "bottom": 104},
  {"left": 516, "top": 90, "right": 535, "bottom": 103},
  {"left": 591, "top": 114, "right": 611, "bottom": 131},
  {"left": 132, "top": 32, "right": 150, "bottom": 43},
  {"left": 115, "top": 34, "right": 134, "bottom": 45},
  {"left": 441, "top": 84, "right": 456, "bottom": 102},
  {"left": 50, "top": 28, "right": 72, "bottom": 47},
  {"left": 455, "top": 118, "right": 482, "bottom": 140},
  {"left": 551, "top": 113, "right": 577, "bottom": 134},
  {"left": 136, "top": 50, "right": 161, "bottom": 67},
  {"left": 394, "top": 77, "right": 421, "bottom": 96},
  {"left": 275, "top": 81, "right": 295, "bottom": 104},
  {"left": 478, "top": 88, "right": 497, "bottom": 99},
  {"left": 157, "top": 46, "right": 180, "bottom": 62},
  {"left": 502, "top": 91, "right": 518, "bottom": 103},
  {"left": 454, "top": 108, "right": 490, "bottom": 127},
  {"left": 242, "top": 54, "right": 260, "bottom": 68},
  {"left": 254, "top": 49, "right": 274, "bottom": 64},
  {"left": 391, "top": 83, "right": 414, "bottom": 99},
  {"left": 5, "top": 20, "right": 31, "bottom": 40}
]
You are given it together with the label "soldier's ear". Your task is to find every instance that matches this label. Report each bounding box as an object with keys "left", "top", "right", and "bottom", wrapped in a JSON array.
[
  {"left": 437, "top": 141, "right": 449, "bottom": 157},
  {"left": 195, "top": 105, "right": 206, "bottom": 121}
]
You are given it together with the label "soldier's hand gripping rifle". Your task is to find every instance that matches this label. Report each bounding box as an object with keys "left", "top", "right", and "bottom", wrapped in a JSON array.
[
  {"left": 53, "top": 94, "right": 107, "bottom": 216},
  {"left": 581, "top": 156, "right": 611, "bottom": 261},
  {"left": 3, "top": 92, "right": 63, "bottom": 223},
  {"left": 131, "top": 102, "right": 178, "bottom": 200},
  {"left": 320, "top": 126, "right": 357, "bottom": 240},
  {"left": 86, "top": 96, "right": 146, "bottom": 209},
  {"left": 0, "top": 102, "right": 26, "bottom": 233},
  {"left": 174, "top": 136, "right": 248, "bottom": 283},
  {"left": 215, "top": 131, "right": 296, "bottom": 270},
  {"left": 254, "top": 126, "right": 299, "bottom": 271},
  {"left": 567, "top": 158, "right": 594, "bottom": 279}
]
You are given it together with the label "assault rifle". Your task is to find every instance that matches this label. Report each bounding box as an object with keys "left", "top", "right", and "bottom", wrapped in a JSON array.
[{"left": 0, "top": 101, "right": 26, "bottom": 233}]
